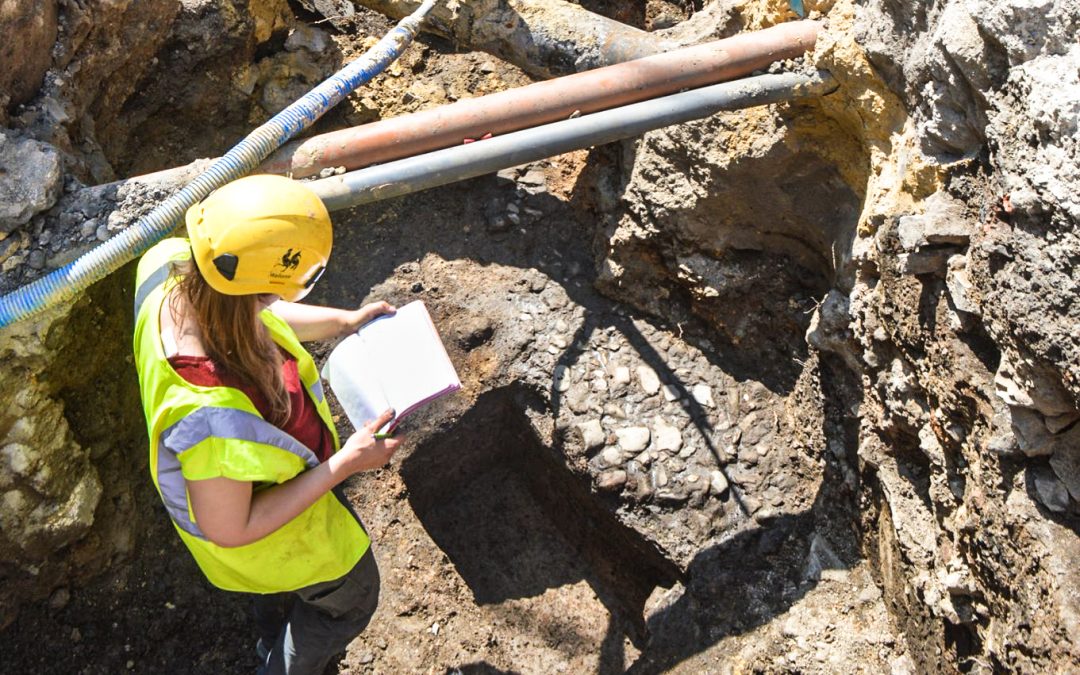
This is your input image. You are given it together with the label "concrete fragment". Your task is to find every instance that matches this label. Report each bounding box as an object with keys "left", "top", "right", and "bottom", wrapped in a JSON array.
[
  {"left": 897, "top": 215, "right": 929, "bottom": 252},
  {"left": 897, "top": 193, "right": 972, "bottom": 252}
]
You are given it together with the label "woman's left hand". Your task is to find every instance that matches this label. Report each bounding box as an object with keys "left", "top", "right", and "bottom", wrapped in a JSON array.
[{"left": 347, "top": 301, "right": 396, "bottom": 334}]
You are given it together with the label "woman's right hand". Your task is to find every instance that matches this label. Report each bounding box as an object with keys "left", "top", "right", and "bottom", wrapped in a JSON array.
[{"left": 336, "top": 409, "right": 403, "bottom": 474}]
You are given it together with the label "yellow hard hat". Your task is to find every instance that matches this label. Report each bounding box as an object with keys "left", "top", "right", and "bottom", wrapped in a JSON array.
[{"left": 185, "top": 175, "right": 332, "bottom": 302}]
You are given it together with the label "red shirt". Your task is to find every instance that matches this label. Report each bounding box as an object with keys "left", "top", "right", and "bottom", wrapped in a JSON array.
[{"left": 169, "top": 353, "right": 334, "bottom": 464}]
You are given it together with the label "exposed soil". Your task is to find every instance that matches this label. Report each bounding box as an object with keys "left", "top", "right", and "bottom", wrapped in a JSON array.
[{"left": 3, "top": 157, "right": 900, "bottom": 673}]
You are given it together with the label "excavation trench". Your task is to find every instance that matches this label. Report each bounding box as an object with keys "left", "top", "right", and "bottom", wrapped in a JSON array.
[
  {"left": 400, "top": 384, "right": 682, "bottom": 642},
  {"left": 1, "top": 1, "right": 897, "bottom": 672}
]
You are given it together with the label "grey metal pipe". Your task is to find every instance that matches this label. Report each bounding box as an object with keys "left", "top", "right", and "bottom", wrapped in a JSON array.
[{"left": 310, "top": 71, "right": 837, "bottom": 211}]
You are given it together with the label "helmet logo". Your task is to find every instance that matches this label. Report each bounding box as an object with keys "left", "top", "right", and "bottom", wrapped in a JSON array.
[
  {"left": 212, "top": 253, "right": 239, "bottom": 281},
  {"left": 276, "top": 249, "right": 302, "bottom": 272}
]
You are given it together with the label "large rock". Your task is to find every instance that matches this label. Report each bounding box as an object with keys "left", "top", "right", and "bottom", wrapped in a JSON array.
[{"left": 0, "top": 132, "right": 62, "bottom": 233}]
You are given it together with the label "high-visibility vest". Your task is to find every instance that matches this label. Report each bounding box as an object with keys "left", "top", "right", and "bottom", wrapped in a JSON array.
[{"left": 132, "top": 238, "right": 369, "bottom": 593}]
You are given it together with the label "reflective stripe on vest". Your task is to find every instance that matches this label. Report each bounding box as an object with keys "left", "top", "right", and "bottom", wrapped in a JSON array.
[
  {"left": 156, "top": 407, "right": 322, "bottom": 539},
  {"left": 134, "top": 261, "right": 173, "bottom": 320}
]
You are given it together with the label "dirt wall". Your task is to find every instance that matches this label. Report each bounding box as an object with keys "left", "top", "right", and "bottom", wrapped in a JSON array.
[{"left": 590, "top": 0, "right": 1080, "bottom": 670}]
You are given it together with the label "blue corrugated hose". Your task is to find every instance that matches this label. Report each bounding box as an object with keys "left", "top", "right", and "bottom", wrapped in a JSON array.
[{"left": 0, "top": 0, "right": 439, "bottom": 329}]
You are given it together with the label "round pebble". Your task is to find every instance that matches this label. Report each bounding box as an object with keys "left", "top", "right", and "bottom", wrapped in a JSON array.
[
  {"left": 27, "top": 249, "right": 46, "bottom": 269},
  {"left": 601, "top": 446, "right": 624, "bottom": 466}
]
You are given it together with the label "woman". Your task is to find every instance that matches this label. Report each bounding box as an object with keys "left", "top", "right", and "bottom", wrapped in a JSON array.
[{"left": 132, "top": 174, "right": 401, "bottom": 674}]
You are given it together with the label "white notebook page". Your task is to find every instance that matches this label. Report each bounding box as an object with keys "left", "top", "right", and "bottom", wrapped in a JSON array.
[{"left": 322, "top": 301, "right": 460, "bottom": 434}]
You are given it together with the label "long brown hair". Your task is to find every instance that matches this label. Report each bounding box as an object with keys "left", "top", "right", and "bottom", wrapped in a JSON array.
[{"left": 172, "top": 261, "right": 291, "bottom": 426}]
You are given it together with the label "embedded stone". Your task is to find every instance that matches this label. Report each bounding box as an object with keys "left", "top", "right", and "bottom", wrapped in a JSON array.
[
  {"left": 597, "top": 469, "right": 627, "bottom": 492},
  {"left": 650, "top": 465, "right": 668, "bottom": 489},
  {"left": 946, "top": 256, "right": 979, "bottom": 315},
  {"left": 692, "top": 384, "right": 716, "bottom": 408},
  {"left": 0, "top": 133, "right": 62, "bottom": 232},
  {"left": 900, "top": 250, "right": 951, "bottom": 275},
  {"left": 662, "top": 384, "right": 680, "bottom": 401},
  {"left": 601, "top": 446, "right": 624, "bottom": 466},
  {"left": 285, "top": 25, "right": 330, "bottom": 53},
  {"left": 576, "top": 419, "right": 604, "bottom": 450},
  {"left": 653, "top": 417, "right": 683, "bottom": 453},
  {"left": 1046, "top": 412, "right": 1080, "bottom": 435},
  {"left": 710, "top": 470, "right": 729, "bottom": 495},
  {"left": 613, "top": 366, "right": 631, "bottom": 386},
  {"left": 1, "top": 443, "right": 33, "bottom": 477},
  {"left": 637, "top": 366, "right": 660, "bottom": 395},
  {"left": 553, "top": 365, "right": 571, "bottom": 392},
  {"left": 1049, "top": 449, "right": 1080, "bottom": 502},
  {"left": 565, "top": 383, "right": 591, "bottom": 414},
  {"left": 1032, "top": 465, "right": 1070, "bottom": 512},
  {"left": 615, "top": 426, "right": 651, "bottom": 453},
  {"left": 602, "top": 403, "right": 627, "bottom": 419}
]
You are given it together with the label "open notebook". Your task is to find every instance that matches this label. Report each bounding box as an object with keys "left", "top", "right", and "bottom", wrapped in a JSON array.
[{"left": 321, "top": 300, "right": 461, "bottom": 435}]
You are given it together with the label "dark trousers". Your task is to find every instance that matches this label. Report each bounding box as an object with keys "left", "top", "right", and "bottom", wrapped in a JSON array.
[
  {"left": 253, "top": 549, "right": 380, "bottom": 675},
  {"left": 253, "top": 490, "right": 380, "bottom": 674}
]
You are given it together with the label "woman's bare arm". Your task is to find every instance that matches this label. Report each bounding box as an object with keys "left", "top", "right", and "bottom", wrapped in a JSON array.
[
  {"left": 187, "top": 409, "right": 401, "bottom": 548},
  {"left": 269, "top": 300, "right": 395, "bottom": 342}
]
